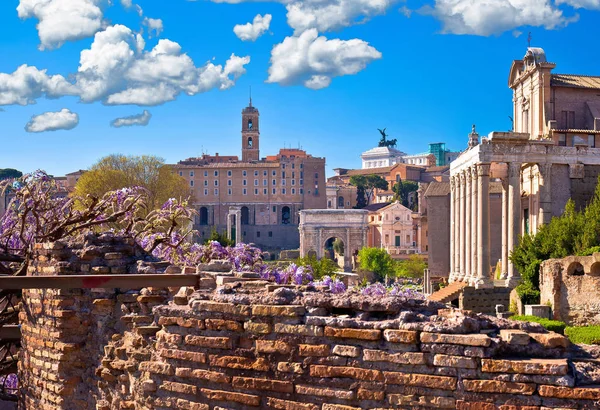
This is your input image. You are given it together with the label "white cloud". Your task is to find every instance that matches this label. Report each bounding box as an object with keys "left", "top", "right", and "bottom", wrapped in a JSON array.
[
  {"left": 267, "top": 28, "right": 381, "bottom": 89},
  {"left": 17, "top": 0, "right": 106, "bottom": 50},
  {"left": 420, "top": 0, "right": 578, "bottom": 36},
  {"left": 0, "top": 65, "right": 78, "bottom": 106},
  {"left": 234, "top": 14, "right": 272, "bottom": 41},
  {"left": 286, "top": 0, "right": 393, "bottom": 33},
  {"left": 25, "top": 108, "right": 79, "bottom": 133},
  {"left": 110, "top": 110, "right": 152, "bottom": 127},
  {"left": 556, "top": 0, "right": 600, "bottom": 8},
  {"left": 76, "top": 25, "right": 250, "bottom": 105},
  {"left": 143, "top": 17, "right": 164, "bottom": 37},
  {"left": 120, "top": 0, "right": 133, "bottom": 7}
]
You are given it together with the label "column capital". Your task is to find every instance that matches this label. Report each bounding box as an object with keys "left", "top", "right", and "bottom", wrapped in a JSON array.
[
  {"left": 538, "top": 162, "right": 552, "bottom": 176},
  {"left": 471, "top": 166, "right": 479, "bottom": 181},
  {"left": 477, "top": 163, "right": 491, "bottom": 177}
]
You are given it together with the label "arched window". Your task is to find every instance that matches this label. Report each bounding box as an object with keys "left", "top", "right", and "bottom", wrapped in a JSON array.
[
  {"left": 199, "top": 207, "right": 208, "bottom": 225},
  {"left": 281, "top": 206, "right": 291, "bottom": 225},
  {"left": 248, "top": 119, "right": 253, "bottom": 130},
  {"left": 241, "top": 206, "right": 249, "bottom": 225},
  {"left": 338, "top": 196, "right": 344, "bottom": 208},
  {"left": 248, "top": 137, "right": 253, "bottom": 148}
]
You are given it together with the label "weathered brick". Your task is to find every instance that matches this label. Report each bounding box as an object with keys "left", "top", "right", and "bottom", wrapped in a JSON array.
[
  {"left": 175, "top": 367, "right": 230, "bottom": 383},
  {"left": 232, "top": 376, "right": 294, "bottom": 393},
  {"left": 138, "top": 361, "right": 174, "bottom": 376},
  {"left": 159, "top": 348, "right": 206, "bottom": 363},
  {"left": 295, "top": 385, "right": 354, "bottom": 400},
  {"left": 209, "top": 355, "right": 270, "bottom": 371},
  {"left": 383, "top": 329, "right": 419, "bottom": 344},
  {"left": 191, "top": 300, "right": 251, "bottom": 316},
  {"left": 200, "top": 388, "right": 260, "bottom": 406},
  {"left": 252, "top": 305, "right": 306, "bottom": 316},
  {"left": 159, "top": 381, "right": 197, "bottom": 395},
  {"left": 383, "top": 372, "right": 456, "bottom": 390},
  {"left": 322, "top": 405, "right": 361, "bottom": 410},
  {"left": 256, "top": 340, "right": 293, "bottom": 354},
  {"left": 156, "top": 330, "right": 182, "bottom": 345},
  {"left": 388, "top": 395, "right": 455, "bottom": 409},
  {"left": 266, "top": 397, "right": 318, "bottom": 410},
  {"left": 184, "top": 335, "right": 232, "bottom": 349},
  {"left": 299, "top": 344, "right": 330, "bottom": 357},
  {"left": 500, "top": 329, "right": 531, "bottom": 345},
  {"left": 244, "top": 321, "right": 271, "bottom": 334},
  {"left": 176, "top": 399, "right": 209, "bottom": 410},
  {"left": 205, "top": 318, "right": 243, "bottom": 332},
  {"left": 324, "top": 327, "right": 381, "bottom": 340},
  {"left": 274, "top": 323, "right": 323, "bottom": 336},
  {"left": 332, "top": 345, "right": 360, "bottom": 357},
  {"left": 538, "top": 385, "right": 600, "bottom": 400},
  {"left": 481, "top": 359, "right": 568, "bottom": 376},
  {"left": 357, "top": 388, "right": 384, "bottom": 401},
  {"left": 420, "top": 332, "right": 491, "bottom": 347},
  {"left": 463, "top": 380, "right": 536, "bottom": 395},
  {"left": 310, "top": 365, "right": 383, "bottom": 381},
  {"left": 277, "top": 362, "right": 304, "bottom": 374},
  {"left": 528, "top": 332, "right": 570, "bottom": 348},
  {"left": 363, "top": 349, "right": 426, "bottom": 365},
  {"left": 433, "top": 354, "right": 478, "bottom": 369}
]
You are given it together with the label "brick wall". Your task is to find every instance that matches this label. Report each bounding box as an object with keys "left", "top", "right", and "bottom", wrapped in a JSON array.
[
  {"left": 18, "top": 238, "right": 600, "bottom": 409},
  {"left": 460, "top": 287, "right": 511, "bottom": 316}
]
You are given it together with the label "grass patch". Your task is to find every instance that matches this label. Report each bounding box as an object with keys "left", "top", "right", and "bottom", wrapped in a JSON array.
[
  {"left": 565, "top": 326, "right": 600, "bottom": 345},
  {"left": 511, "top": 315, "right": 567, "bottom": 334}
]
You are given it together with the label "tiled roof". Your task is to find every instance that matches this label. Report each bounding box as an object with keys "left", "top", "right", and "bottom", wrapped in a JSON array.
[
  {"left": 346, "top": 166, "right": 395, "bottom": 176},
  {"left": 363, "top": 202, "right": 391, "bottom": 212},
  {"left": 551, "top": 74, "right": 600, "bottom": 90},
  {"left": 174, "top": 162, "right": 280, "bottom": 169},
  {"left": 424, "top": 182, "right": 450, "bottom": 197},
  {"left": 551, "top": 129, "right": 600, "bottom": 134},
  {"left": 425, "top": 165, "right": 450, "bottom": 173}
]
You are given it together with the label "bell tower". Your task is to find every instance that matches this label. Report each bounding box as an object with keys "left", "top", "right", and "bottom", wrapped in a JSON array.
[{"left": 242, "top": 95, "right": 259, "bottom": 162}]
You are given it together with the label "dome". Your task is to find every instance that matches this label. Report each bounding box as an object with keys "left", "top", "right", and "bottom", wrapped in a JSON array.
[{"left": 524, "top": 47, "right": 547, "bottom": 65}]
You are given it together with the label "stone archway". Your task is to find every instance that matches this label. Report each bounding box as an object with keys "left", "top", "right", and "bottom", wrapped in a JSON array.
[{"left": 299, "top": 210, "right": 368, "bottom": 272}]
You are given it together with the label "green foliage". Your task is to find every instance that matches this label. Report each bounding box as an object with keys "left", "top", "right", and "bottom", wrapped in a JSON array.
[
  {"left": 206, "top": 229, "right": 234, "bottom": 247},
  {"left": 349, "top": 175, "right": 389, "bottom": 207},
  {"left": 511, "top": 177, "right": 600, "bottom": 304},
  {"left": 392, "top": 180, "right": 419, "bottom": 210},
  {"left": 511, "top": 315, "right": 567, "bottom": 334},
  {"left": 358, "top": 247, "right": 395, "bottom": 282},
  {"left": 295, "top": 255, "right": 338, "bottom": 280},
  {"left": 394, "top": 255, "right": 427, "bottom": 278},
  {"left": 333, "top": 238, "right": 344, "bottom": 256},
  {"left": 0, "top": 168, "right": 23, "bottom": 180},
  {"left": 564, "top": 326, "right": 600, "bottom": 345}
]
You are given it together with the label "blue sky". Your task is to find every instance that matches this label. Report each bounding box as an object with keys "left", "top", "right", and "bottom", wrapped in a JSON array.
[{"left": 1, "top": 0, "right": 600, "bottom": 177}]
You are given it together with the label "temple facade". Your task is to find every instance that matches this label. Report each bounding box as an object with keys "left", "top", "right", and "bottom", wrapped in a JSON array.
[{"left": 449, "top": 47, "right": 600, "bottom": 288}]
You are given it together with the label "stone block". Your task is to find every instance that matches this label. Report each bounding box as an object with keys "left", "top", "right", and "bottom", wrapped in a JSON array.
[
  {"left": 184, "top": 335, "right": 232, "bottom": 349},
  {"left": 421, "top": 332, "right": 491, "bottom": 347},
  {"left": 463, "top": 379, "right": 536, "bottom": 395},
  {"left": 274, "top": 323, "right": 323, "bottom": 336},
  {"left": 295, "top": 385, "right": 354, "bottom": 400},
  {"left": 209, "top": 355, "right": 270, "bottom": 371},
  {"left": 324, "top": 327, "right": 381, "bottom": 340},
  {"left": 232, "top": 376, "right": 294, "bottom": 393},
  {"left": 524, "top": 304, "right": 551, "bottom": 319},
  {"left": 332, "top": 345, "right": 360, "bottom": 357},
  {"left": 433, "top": 354, "right": 478, "bottom": 369},
  {"left": 500, "top": 329, "right": 531, "bottom": 345},
  {"left": 252, "top": 305, "right": 306, "bottom": 316},
  {"left": 200, "top": 388, "right": 261, "bottom": 406},
  {"left": 481, "top": 358, "right": 568, "bottom": 376},
  {"left": 383, "top": 329, "right": 419, "bottom": 344},
  {"left": 266, "top": 397, "right": 318, "bottom": 410},
  {"left": 310, "top": 365, "right": 383, "bottom": 381},
  {"left": 538, "top": 385, "right": 600, "bottom": 400},
  {"left": 256, "top": 340, "right": 293, "bottom": 354},
  {"left": 175, "top": 368, "right": 230, "bottom": 384},
  {"left": 528, "top": 332, "right": 569, "bottom": 348},
  {"left": 298, "top": 344, "right": 330, "bottom": 357},
  {"left": 383, "top": 372, "right": 457, "bottom": 390},
  {"left": 363, "top": 349, "right": 427, "bottom": 365}
]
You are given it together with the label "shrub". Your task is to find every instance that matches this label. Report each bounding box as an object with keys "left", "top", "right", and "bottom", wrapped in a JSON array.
[
  {"left": 394, "top": 255, "right": 427, "bottom": 278},
  {"left": 577, "top": 246, "right": 600, "bottom": 256},
  {"left": 205, "top": 229, "right": 235, "bottom": 247},
  {"left": 358, "top": 247, "right": 395, "bottom": 283},
  {"left": 295, "top": 255, "right": 338, "bottom": 281},
  {"left": 564, "top": 326, "right": 600, "bottom": 345},
  {"left": 511, "top": 315, "right": 567, "bottom": 334}
]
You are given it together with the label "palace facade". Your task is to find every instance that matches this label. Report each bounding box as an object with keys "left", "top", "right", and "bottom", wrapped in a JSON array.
[{"left": 173, "top": 100, "right": 326, "bottom": 249}]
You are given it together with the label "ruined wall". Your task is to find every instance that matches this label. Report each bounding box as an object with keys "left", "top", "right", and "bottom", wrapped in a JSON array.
[
  {"left": 18, "top": 238, "right": 600, "bottom": 410},
  {"left": 460, "top": 287, "right": 511, "bottom": 316},
  {"left": 540, "top": 254, "right": 600, "bottom": 326}
]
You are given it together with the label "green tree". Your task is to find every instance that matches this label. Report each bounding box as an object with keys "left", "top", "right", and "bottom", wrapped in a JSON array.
[
  {"left": 206, "top": 229, "right": 235, "bottom": 247},
  {"left": 73, "top": 154, "right": 189, "bottom": 210},
  {"left": 349, "top": 175, "right": 389, "bottom": 207},
  {"left": 0, "top": 168, "right": 22, "bottom": 180},
  {"left": 358, "top": 247, "right": 395, "bottom": 283},
  {"left": 392, "top": 179, "right": 419, "bottom": 210},
  {"left": 333, "top": 238, "right": 344, "bottom": 256},
  {"left": 295, "top": 254, "right": 338, "bottom": 280},
  {"left": 394, "top": 255, "right": 427, "bottom": 278}
]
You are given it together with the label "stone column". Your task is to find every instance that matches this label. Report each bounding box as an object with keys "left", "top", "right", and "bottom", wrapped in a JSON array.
[
  {"left": 449, "top": 177, "right": 455, "bottom": 280},
  {"left": 470, "top": 167, "right": 479, "bottom": 286},
  {"left": 464, "top": 169, "right": 472, "bottom": 281},
  {"left": 454, "top": 176, "right": 460, "bottom": 279},
  {"left": 317, "top": 228, "right": 323, "bottom": 259},
  {"left": 475, "top": 163, "right": 493, "bottom": 289},
  {"left": 235, "top": 210, "right": 242, "bottom": 244},
  {"left": 538, "top": 163, "right": 553, "bottom": 227},
  {"left": 507, "top": 162, "right": 522, "bottom": 288},
  {"left": 501, "top": 177, "right": 509, "bottom": 279},
  {"left": 458, "top": 172, "right": 466, "bottom": 282},
  {"left": 226, "top": 213, "right": 232, "bottom": 241}
]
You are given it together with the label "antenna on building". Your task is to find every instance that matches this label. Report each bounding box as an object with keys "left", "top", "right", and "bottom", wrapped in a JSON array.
[
  {"left": 527, "top": 32, "right": 532, "bottom": 48},
  {"left": 249, "top": 86, "right": 252, "bottom": 107}
]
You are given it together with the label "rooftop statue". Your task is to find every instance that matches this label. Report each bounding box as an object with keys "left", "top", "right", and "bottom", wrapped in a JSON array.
[{"left": 378, "top": 128, "right": 397, "bottom": 148}]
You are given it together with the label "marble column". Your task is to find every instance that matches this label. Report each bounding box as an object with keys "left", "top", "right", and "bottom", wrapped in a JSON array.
[
  {"left": 538, "top": 163, "right": 553, "bottom": 227},
  {"left": 470, "top": 167, "right": 479, "bottom": 286},
  {"left": 507, "top": 162, "right": 522, "bottom": 288},
  {"left": 235, "top": 210, "right": 242, "bottom": 244},
  {"left": 454, "top": 176, "right": 460, "bottom": 277},
  {"left": 475, "top": 163, "right": 493, "bottom": 289},
  {"left": 449, "top": 177, "right": 455, "bottom": 280},
  {"left": 464, "top": 169, "right": 472, "bottom": 282},
  {"left": 458, "top": 172, "right": 466, "bottom": 281},
  {"left": 501, "top": 177, "right": 509, "bottom": 279},
  {"left": 226, "top": 213, "right": 233, "bottom": 241}
]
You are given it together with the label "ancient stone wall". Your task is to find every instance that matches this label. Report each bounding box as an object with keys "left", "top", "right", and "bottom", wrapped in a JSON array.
[
  {"left": 18, "top": 238, "right": 600, "bottom": 409},
  {"left": 460, "top": 287, "right": 511, "bottom": 316},
  {"left": 540, "top": 254, "right": 600, "bottom": 326}
]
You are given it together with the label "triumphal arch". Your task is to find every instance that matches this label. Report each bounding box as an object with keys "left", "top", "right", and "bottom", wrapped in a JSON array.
[{"left": 299, "top": 209, "right": 368, "bottom": 271}]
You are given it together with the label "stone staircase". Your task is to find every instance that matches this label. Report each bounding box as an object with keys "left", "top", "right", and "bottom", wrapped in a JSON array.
[{"left": 427, "top": 281, "right": 468, "bottom": 304}]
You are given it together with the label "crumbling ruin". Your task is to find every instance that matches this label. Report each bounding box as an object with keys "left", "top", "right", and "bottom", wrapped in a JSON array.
[{"left": 11, "top": 235, "right": 600, "bottom": 409}]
